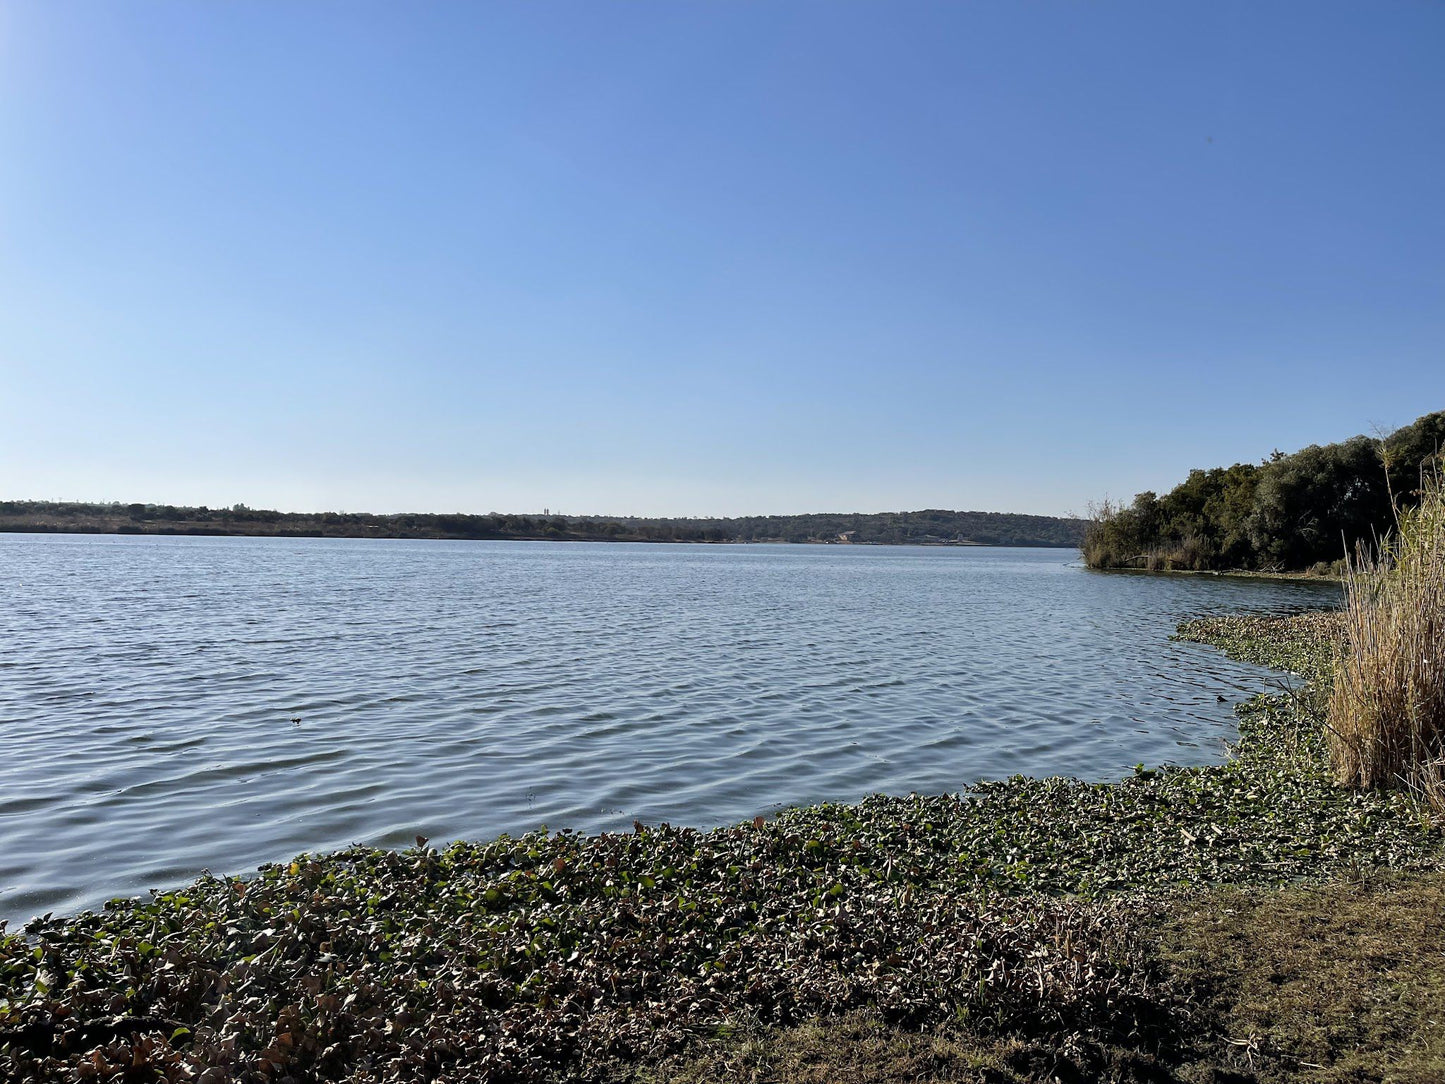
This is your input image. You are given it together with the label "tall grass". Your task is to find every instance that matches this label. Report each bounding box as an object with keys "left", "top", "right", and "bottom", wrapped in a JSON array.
[{"left": 1328, "top": 470, "right": 1445, "bottom": 811}]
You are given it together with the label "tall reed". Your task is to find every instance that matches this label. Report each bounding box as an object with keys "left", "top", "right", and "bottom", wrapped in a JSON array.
[{"left": 1328, "top": 470, "right": 1445, "bottom": 810}]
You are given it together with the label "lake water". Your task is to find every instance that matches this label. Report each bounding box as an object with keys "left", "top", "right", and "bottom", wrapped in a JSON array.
[{"left": 1, "top": 535, "right": 1338, "bottom": 924}]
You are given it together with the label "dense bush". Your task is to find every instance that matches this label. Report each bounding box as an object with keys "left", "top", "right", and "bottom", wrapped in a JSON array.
[{"left": 1084, "top": 410, "right": 1445, "bottom": 572}]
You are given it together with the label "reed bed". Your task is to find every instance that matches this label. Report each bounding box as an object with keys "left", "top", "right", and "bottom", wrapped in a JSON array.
[{"left": 1329, "top": 472, "right": 1445, "bottom": 811}]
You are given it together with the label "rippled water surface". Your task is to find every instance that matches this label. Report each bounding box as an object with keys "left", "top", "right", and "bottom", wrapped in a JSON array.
[{"left": 1, "top": 535, "right": 1338, "bottom": 922}]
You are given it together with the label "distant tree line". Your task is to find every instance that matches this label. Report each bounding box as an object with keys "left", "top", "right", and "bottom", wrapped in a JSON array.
[
  {"left": 1082, "top": 410, "right": 1445, "bottom": 573},
  {"left": 0, "top": 502, "right": 1085, "bottom": 548},
  {"left": 594, "top": 509, "right": 1084, "bottom": 547}
]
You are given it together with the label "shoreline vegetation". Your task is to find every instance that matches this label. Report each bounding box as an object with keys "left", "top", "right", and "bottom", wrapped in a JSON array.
[
  {"left": 0, "top": 503, "right": 1085, "bottom": 549},
  {"left": 5, "top": 609, "right": 1444, "bottom": 1082},
  {"left": 1090, "top": 565, "right": 1343, "bottom": 585},
  {"left": 1082, "top": 409, "right": 1444, "bottom": 576}
]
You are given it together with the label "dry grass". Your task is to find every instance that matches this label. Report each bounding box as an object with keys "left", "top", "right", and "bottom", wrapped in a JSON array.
[
  {"left": 1161, "top": 872, "right": 1445, "bottom": 1084},
  {"left": 1328, "top": 472, "right": 1445, "bottom": 812},
  {"left": 633, "top": 1009, "right": 1175, "bottom": 1084}
]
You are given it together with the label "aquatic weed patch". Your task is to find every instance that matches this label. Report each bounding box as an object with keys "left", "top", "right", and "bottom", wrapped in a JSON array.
[
  {"left": 2, "top": 829, "right": 1166, "bottom": 1083},
  {"left": 1174, "top": 611, "right": 1343, "bottom": 680},
  {"left": 5, "top": 748, "right": 1434, "bottom": 1083}
]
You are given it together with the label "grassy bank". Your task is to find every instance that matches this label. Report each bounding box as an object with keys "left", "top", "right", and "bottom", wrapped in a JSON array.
[{"left": 4, "top": 615, "right": 1441, "bottom": 1082}]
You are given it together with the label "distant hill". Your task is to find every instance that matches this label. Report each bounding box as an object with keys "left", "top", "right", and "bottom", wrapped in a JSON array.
[
  {"left": 0, "top": 502, "right": 1086, "bottom": 548},
  {"left": 597, "top": 509, "right": 1086, "bottom": 547}
]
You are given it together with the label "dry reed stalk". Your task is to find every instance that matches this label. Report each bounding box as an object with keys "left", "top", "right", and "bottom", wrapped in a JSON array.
[{"left": 1328, "top": 471, "right": 1445, "bottom": 809}]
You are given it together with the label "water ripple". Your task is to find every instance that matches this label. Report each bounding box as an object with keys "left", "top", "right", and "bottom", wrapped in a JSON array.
[{"left": 0, "top": 535, "right": 1339, "bottom": 923}]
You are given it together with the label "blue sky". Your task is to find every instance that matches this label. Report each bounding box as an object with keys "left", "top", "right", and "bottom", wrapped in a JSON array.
[{"left": 1, "top": 2, "right": 1441, "bottom": 518}]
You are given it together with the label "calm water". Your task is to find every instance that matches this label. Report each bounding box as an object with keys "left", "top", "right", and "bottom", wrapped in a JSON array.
[{"left": 1, "top": 535, "right": 1338, "bottom": 923}]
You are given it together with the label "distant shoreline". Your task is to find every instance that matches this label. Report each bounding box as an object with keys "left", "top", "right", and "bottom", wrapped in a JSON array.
[
  {"left": 0, "top": 524, "right": 1073, "bottom": 548},
  {"left": 1087, "top": 564, "right": 1344, "bottom": 585},
  {"left": 0, "top": 502, "right": 1086, "bottom": 548}
]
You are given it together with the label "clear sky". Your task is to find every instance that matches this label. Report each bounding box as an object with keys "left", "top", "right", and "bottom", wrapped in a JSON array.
[{"left": 1, "top": 2, "right": 1441, "bottom": 518}]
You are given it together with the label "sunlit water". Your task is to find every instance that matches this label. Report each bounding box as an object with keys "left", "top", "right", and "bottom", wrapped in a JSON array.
[{"left": 1, "top": 535, "right": 1339, "bottom": 923}]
